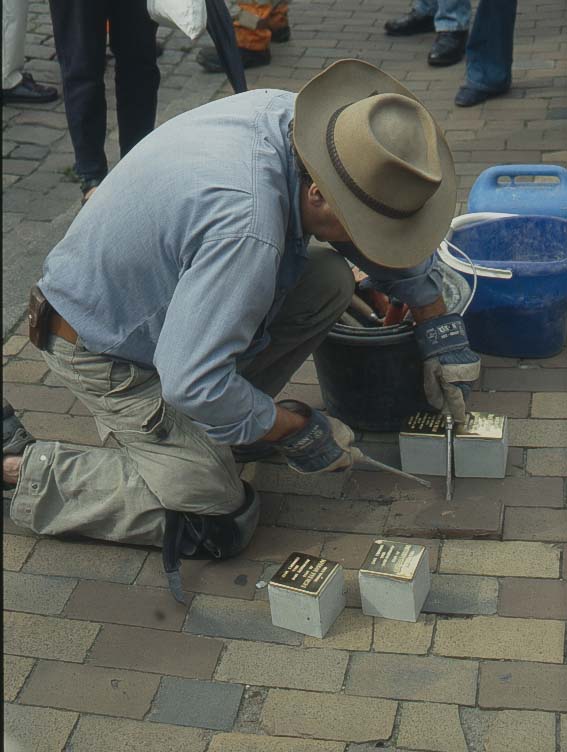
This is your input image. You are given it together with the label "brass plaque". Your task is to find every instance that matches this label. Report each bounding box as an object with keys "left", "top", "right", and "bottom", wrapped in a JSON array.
[
  {"left": 360, "top": 540, "right": 425, "bottom": 581},
  {"left": 455, "top": 412, "right": 505, "bottom": 440},
  {"left": 270, "top": 553, "right": 339, "bottom": 596},
  {"left": 400, "top": 411, "right": 446, "bottom": 438}
]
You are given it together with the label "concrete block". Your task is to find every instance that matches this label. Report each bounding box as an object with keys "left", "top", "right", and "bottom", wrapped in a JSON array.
[
  {"left": 4, "top": 571, "right": 76, "bottom": 614},
  {"left": 527, "top": 448, "right": 567, "bottom": 476},
  {"left": 531, "top": 392, "right": 567, "bottom": 418},
  {"left": 208, "top": 734, "right": 346, "bottom": 752},
  {"left": 3, "top": 655, "right": 35, "bottom": 701},
  {"left": 359, "top": 540, "right": 430, "bottom": 622},
  {"left": 5, "top": 611, "right": 99, "bottom": 662},
  {"left": 397, "top": 702, "right": 467, "bottom": 752},
  {"left": 303, "top": 607, "right": 372, "bottom": 651},
  {"left": 268, "top": 553, "right": 346, "bottom": 638},
  {"left": 3, "top": 533, "right": 36, "bottom": 571},
  {"left": 460, "top": 708, "right": 556, "bottom": 752},
  {"left": 424, "top": 574, "right": 498, "bottom": 615},
  {"left": 373, "top": 614, "right": 435, "bottom": 654},
  {"left": 504, "top": 507, "right": 567, "bottom": 541},
  {"left": 440, "top": 540, "right": 560, "bottom": 578},
  {"left": 499, "top": 578, "right": 567, "bottom": 620}
]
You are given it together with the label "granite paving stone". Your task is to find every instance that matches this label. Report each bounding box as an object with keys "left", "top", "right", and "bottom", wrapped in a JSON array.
[
  {"left": 320, "top": 532, "right": 380, "bottom": 569},
  {"left": 527, "top": 448, "right": 567, "bottom": 476},
  {"left": 242, "top": 461, "right": 346, "bottom": 498},
  {"left": 23, "top": 539, "right": 146, "bottom": 582},
  {"left": 459, "top": 708, "right": 556, "bottom": 752},
  {"left": 3, "top": 382, "right": 75, "bottom": 412},
  {"left": 20, "top": 411, "right": 102, "bottom": 445},
  {"left": 397, "top": 702, "right": 467, "bottom": 752},
  {"left": 467, "top": 390, "right": 531, "bottom": 417},
  {"left": 2, "top": 335, "right": 28, "bottom": 355},
  {"left": 385, "top": 496, "right": 503, "bottom": 539},
  {"left": 451, "top": 476, "right": 564, "bottom": 507},
  {"left": 531, "top": 391, "right": 567, "bottom": 418},
  {"left": 504, "top": 507, "right": 567, "bottom": 541},
  {"left": 208, "top": 734, "right": 346, "bottom": 752},
  {"left": 3, "top": 359, "right": 49, "bottom": 382},
  {"left": 5, "top": 611, "right": 100, "bottom": 662},
  {"left": 479, "top": 661, "right": 567, "bottom": 711},
  {"left": 277, "top": 494, "right": 389, "bottom": 534},
  {"left": 184, "top": 594, "right": 303, "bottom": 645},
  {"left": 64, "top": 580, "right": 190, "bottom": 629},
  {"left": 4, "top": 571, "right": 77, "bottom": 614},
  {"left": 148, "top": 676, "right": 244, "bottom": 730},
  {"left": 135, "top": 552, "right": 263, "bottom": 599},
  {"left": 439, "top": 540, "right": 560, "bottom": 577},
  {"left": 19, "top": 660, "right": 161, "bottom": 718},
  {"left": 68, "top": 716, "right": 209, "bottom": 752},
  {"left": 509, "top": 418, "right": 567, "bottom": 447},
  {"left": 3, "top": 533, "right": 36, "bottom": 571},
  {"left": 4, "top": 703, "right": 78, "bottom": 752},
  {"left": 424, "top": 574, "right": 498, "bottom": 615},
  {"left": 483, "top": 367, "right": 567, "bottom": 392},
  {"left": 242, "top": 525, "right": 324, "bottom": 561},
  {"left": 303, "top": 607, "right": 373, "bottom": 651},
  {"left": 373, "top": 614, "right": 435, "bottom": 654},
  {"left": 346, "top": 654, "right": 478, "bottom": 705},
  {"left": 261, "top": 688, "right": 397, "bottom": 743},
  {"left": 215, "top": 641, "right": 349, "bottom": 691},
  {"left": 87, "top": 623, "right": 223, "bottom": 678},
  {"left": 498, "top": 577, "right": 567, "bottom": 619},
  {"left": 432, "top": 614, "right": 565, "bottom": 663},
  {"left": 3, "top": 654, "right": 35, "bottom": 702}
]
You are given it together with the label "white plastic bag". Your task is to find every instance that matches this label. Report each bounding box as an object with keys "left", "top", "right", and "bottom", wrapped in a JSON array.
[{"left": 147, "top": 0, "right": 207, "bottom": 40}]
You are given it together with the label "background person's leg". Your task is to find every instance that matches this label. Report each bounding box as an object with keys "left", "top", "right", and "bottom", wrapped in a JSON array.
[
  {"left": 48, "top": 0, "right": 108, "bottom": 184},
  {"left": 2, "top": 0, "right": 28, "bottom": 89},
  {"left": 465, "top": 0, "right": 517, "bottom": 92},
  {"left": 241, "top": 246, "right": 354, "bottom": 397},
  {"left": 433, "top": 0, "right": 470, "bottom": 31},
  {"left": 108, "top": 0, "right": 159, "bottom": 158}
]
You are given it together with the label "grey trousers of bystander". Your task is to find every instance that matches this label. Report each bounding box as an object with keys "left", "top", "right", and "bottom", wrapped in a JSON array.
[{"left": 10, "top": 246, "right": 354, "bottom": 547}]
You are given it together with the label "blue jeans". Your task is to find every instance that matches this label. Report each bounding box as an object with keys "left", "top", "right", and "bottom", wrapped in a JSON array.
[
  {"left": 414, "top": 0, "right": 471, "bottom": 31},
  {"left": 465, "top": 0, "right": 518, "bottom": 92},
  {"left": 49, "top": 0, "right": 160, "bottom": 183}
]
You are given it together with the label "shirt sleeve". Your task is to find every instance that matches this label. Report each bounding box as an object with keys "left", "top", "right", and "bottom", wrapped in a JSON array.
[
  {"left": 154, "top": 234, "right": 280, "bottom": 446},
  {"left": 332, "top": 241, "right": 444, "bottom": 308}
]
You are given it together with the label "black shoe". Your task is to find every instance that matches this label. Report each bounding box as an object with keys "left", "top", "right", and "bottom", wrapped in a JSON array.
[
  {"left": 271, "top": 26, "right": 291, "bottom": 43},
  {"left": 3, "top": 401, "right": 34, "bottom": 457},
  {"left": 384, "top": 10, "right": 434, "bottom": 36},
  {"left": 427, "top": 30, "right": 468, "bottom": 67},
  {"left": 455, "top": 84, "right": 509, "bottom": 107},
  {"left": 2, "top": 72, "right": 58, "bottom": 104},
  {"left": 196, "top": 45, "right": 271, "bottom": 73}
]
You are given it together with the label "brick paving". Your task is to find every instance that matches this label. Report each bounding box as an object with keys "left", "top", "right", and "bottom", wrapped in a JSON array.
[{"left": 3, "top": 0, "right": 567, "bottom": 749}]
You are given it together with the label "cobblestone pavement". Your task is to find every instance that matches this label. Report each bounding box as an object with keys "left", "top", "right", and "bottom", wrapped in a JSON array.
[{"left": 3, "top": 0, "right": 567, "bottom": 750}]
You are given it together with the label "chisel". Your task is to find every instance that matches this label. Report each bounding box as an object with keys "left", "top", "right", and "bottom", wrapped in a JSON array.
[
  {"left": 350, "top": 447, "right": 431, "bottom": 488},
  {"left": 445, "top": 415, "right": 454, "bottom": 501}
]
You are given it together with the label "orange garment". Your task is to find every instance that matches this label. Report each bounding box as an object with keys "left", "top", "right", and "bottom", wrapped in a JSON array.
[{"left": 234, "top": 2, "right": 289, "bottom": 51}]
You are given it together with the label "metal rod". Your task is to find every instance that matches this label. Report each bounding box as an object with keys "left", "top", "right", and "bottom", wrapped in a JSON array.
[
  {"left": 445, "top": 415, "right": 454, "bottom": 502},
  {"left": 350, "top": 447, "right": 432, "bottom": 488}
]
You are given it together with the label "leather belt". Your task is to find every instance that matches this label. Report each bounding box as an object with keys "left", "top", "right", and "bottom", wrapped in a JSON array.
[{"left": 49, "top": 311, "right": 78, "bottom": 345}]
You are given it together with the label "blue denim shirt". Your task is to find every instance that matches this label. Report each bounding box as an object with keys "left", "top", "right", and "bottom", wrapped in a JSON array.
[{"left": 40, "top": 89, "right": 442, "bottom": 445}]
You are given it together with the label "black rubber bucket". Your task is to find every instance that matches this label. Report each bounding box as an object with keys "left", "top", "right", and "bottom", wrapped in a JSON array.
[{"left": 313, "top": 264, "right": 470, "bottom": 432}]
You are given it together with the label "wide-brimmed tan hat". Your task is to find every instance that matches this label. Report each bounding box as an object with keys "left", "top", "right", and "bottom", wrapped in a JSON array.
[{"left": 294, "top": 59, "right": 456, "bottom": 268}]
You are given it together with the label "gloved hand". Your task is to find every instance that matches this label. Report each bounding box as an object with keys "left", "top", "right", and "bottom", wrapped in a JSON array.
[
  {"left": 273, "top": 399, "right": 355, "bottom": 474},
  {"left": 414, "top": 313, "right": 481, "bottom": 423}
]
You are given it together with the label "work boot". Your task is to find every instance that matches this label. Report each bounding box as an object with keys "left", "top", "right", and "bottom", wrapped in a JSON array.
[
  {"left": 2, "top": 73, "right": 58, "bottom": 104},
  {"left": 384, "top": 10, "right": 434, "bottom": 36},
  {"left": 427, "top": 31, "right": 468, "bottom": 67},
  {"left": 196, "top": 45, "right": 271, "bottom": 73}
]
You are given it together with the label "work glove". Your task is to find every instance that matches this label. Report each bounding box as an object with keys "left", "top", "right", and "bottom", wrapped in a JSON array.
[
  {"left": 414, "top": 313, "right": 481, "bottom": 424},
  {"left": 273, "top": 399, "right": 355, "bottom": 474}
]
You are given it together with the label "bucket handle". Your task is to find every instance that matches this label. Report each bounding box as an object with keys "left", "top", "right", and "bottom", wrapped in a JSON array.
[{"left": 438, "top": 213, "right": 514, "bottom": 280}]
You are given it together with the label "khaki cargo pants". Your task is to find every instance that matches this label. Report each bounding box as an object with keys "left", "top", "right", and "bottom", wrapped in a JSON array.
[{"left": 11, "top": 247, "right": 354, "bottom": 547}]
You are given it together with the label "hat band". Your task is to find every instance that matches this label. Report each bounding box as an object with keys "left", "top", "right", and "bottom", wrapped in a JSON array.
[{"left": 326, "top": 106, "right": 418, "bottom": 220}]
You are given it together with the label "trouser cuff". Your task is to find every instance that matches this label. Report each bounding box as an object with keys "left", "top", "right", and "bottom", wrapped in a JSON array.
[{"left": 10, "top": 441, "right": 56, "bottom": 530}]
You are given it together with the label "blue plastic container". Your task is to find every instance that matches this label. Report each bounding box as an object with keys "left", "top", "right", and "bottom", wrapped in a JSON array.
[
  {"left": 451, "top": 215, "right": 567, "bottom": 358},
  {"left": 468, "top": 164, "right": 567, "bottom": 218}
]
